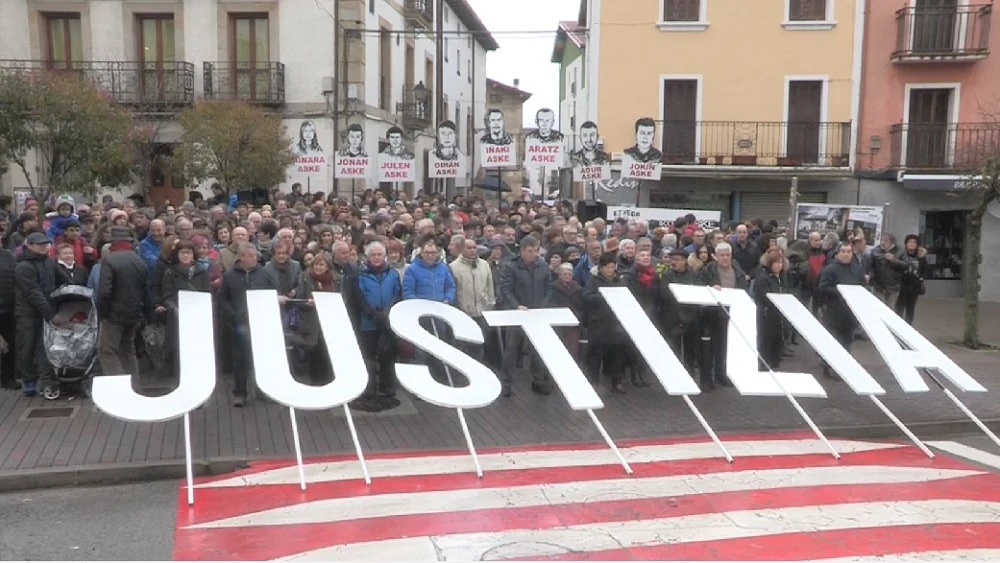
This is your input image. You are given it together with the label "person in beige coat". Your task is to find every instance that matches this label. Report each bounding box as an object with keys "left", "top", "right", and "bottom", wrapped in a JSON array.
[{"left": 449, "top": 237, "right": 496, "bottom": 363}]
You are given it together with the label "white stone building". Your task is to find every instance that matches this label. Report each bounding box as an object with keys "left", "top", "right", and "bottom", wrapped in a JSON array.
[{"left": 0, "top": 0, "right": 496, "bottom": 205}]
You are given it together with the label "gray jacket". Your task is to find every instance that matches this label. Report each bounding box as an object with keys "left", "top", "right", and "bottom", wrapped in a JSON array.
[{"left": 499, "top": 256, "right": 552, "bottom": 309}]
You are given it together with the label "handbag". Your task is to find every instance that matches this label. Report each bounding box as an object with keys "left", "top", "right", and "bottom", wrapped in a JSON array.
[{"left": 141, "top": 323, "right": 167, "bottom": 370}]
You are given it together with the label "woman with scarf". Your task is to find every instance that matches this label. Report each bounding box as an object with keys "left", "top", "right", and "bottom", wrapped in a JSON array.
[
  {"left": 290, "top": 252, "right": 341, "bottom": 384},
  {"left": 160, "top": 240, "right": 210, "bottom": 378},
  {"left": 622, "top": 249, "right": 658, "bottom": 387}
]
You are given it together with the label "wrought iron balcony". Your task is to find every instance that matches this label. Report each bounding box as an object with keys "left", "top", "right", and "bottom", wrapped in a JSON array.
[
  {"left": 893, "top": 4, "right": 992, "bottom": 62},
  {"left": 889, "top": 122, "right": 1000, "bottom": 171},
  {"left": 203, "top": 61, "right": 285, "bottom": 106},
  {"left": 657, "top": 121, "right": 852, "bottom": 168},
  {"left": 403, "top": 0, "right": 434, "bottom": 29},
  {"left": 0, "top": 59, "right": 194, "bottom": 110},
  {"left": 397, "top": 85, "right": 432, "bottom": 129}
]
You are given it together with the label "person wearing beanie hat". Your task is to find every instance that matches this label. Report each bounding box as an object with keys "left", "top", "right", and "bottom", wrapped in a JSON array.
[
  {"left": 45, "top": 195, "right": 79, "bottom": 243},
  {"left": 581, "top": 251, "right": 628, "bottom": 393}
]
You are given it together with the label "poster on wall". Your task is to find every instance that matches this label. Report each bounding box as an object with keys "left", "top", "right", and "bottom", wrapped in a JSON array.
[
  {"left": 479, "top": 108, "right": 517, "bottom": 168},
  {"left": 334, "top": 123, "right": 370, "bottom": 179},
  {"left": 428, "top": 120, "right": 466, "bottom": 179},
  {"left": 793, "top": 204, "right": 884, "bottom": 245},
  {"left": 620, "top": 117, "right": 663, "bottom": 181},
  {"left": 607, "top": 206, "right": 722, "bottom": 230},
  {"left": 570, "top": 120, "right": 611, "bottom": 182},
  {"left": 523, "top": 107, "right": 564, "bottom": 168},
  {"left": 377, "top": 126, "right": 416, "bottom": 183},
  {"left": 288, "top": 120, "right": 329, "bottom": 179}
]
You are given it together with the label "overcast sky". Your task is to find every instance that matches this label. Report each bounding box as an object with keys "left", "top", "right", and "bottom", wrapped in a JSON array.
[{"left": 467, "top": 0, "right": 578, "bottom": 127}]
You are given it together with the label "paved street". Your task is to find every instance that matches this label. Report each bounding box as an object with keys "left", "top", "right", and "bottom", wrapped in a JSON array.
[
  {"left": 1, "top": 297, "right": 1000, "bottom": 492},
  {"left": 1, "top": 432, "right": 999, "bottom": 561}
]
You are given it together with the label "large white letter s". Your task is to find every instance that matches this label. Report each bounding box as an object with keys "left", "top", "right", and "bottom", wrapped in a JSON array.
[{"left": 390, "top": 300, "right": 501, "bottom": 408}]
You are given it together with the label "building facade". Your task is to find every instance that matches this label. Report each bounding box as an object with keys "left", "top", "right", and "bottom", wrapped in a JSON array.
[
  {"left": 551, "top": 17, "right": 589, "bottom": 154},
  {"left": 0, "top": 0, "right": 495, "bottom": 204},
  {"left": 854, "top": 0, "right": 999, "bottom": 300},
  {"left": 577, "top": 0, "right": 863, "bottom": 219}
]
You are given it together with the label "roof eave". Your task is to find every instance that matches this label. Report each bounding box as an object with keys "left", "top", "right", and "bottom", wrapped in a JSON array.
[{"left": 446, "top": 0, "right": 500, "bottom": 51}]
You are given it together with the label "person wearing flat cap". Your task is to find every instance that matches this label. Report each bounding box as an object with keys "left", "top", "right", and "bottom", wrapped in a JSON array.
[
  {"left": 658, "top": 246, "right": 710, "bottom": 389},
  {"left": 14, "top": 232, "right": 57, "bottom": 398}
]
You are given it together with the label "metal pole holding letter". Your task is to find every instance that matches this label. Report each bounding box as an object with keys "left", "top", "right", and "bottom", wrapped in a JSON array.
[
  {"left": 924, "top": 368, "right": 1000, "bottom": 449},
  {"left": 430, "top": 322, "right": 483, "bottom": 478}
]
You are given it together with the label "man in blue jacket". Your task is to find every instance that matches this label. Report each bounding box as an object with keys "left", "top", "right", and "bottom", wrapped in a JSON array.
[
  {"left": 358, "top": 241, "right": 402, "bottom": 398},
  {"left": 402, "top": 236, "right": 457, "bottom": 385}
]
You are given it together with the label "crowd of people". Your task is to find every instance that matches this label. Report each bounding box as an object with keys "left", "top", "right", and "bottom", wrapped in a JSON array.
[{"left": 0, "top": 183, "right": 929, "bottom": 409}]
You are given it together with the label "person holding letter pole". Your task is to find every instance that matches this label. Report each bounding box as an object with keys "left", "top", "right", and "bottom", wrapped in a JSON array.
[
  {"left": 658, "top": 247, "right": 707, "bottom": 388},
  {"left": 621, "top": 249, "right": 657, "bottom": 387},
  {"left": 699, "top": 242, "right": 745, "bottom": 388},
  {"left": 753, "top": 248, "right": 791, "bottom": 370},
  {"left": 498, "top": 235, "right": 553, "bottom": 398},
  {"left": 357, "top": 241, "right": 402, "bottom": 399},
  {"left": 401, "top": 236, "right": 457, "bottom": 385},
  {"left": 817, "top": 242, "right": 865, "bottom": 380},
  {"left": 449, "top": 237, "right": 496, "bottom": 362},
  {"left": 219, "top": 243, "right": 277, "bottom": 406},
  {"left": 583, "top": 252, "right": 629, "bottom": 393}
]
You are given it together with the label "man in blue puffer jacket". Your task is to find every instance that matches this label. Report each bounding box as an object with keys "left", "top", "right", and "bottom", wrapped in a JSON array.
[
  {"left": 358, "top": 241, "right": 402, "bottom": 397},
  {"left": 402, "top": 235, "right": 457, "bottom": 385}
]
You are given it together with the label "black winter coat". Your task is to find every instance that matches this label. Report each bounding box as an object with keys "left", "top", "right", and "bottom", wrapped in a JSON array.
[
  {"left": 219, "top": 263, "right": 277, "bottom": 326},
  {"left": 658, "top": 266, "right": 703, "bottom": 335},
  {"left": 54, "top": 263, "right": 87, "bottom": 287},
  {"left": 14, "top": 248, "right": 55, "bottom": 320},
  {"left": 0, "top": 249, "right": 17, "bottom": 314},
  {"left": 97, "top": 249, "right": 149, "bottom": 324},
  {"left": 581, "top": 273, "right": 628, "bottom": 345},
  {"left": 161, "top": 264, "right": 211, "bottom": 311},
  {"left": 818, "top": 260, "right": 864, "bottom": 330}
]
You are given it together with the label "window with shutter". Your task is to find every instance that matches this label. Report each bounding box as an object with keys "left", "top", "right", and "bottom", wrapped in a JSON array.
[
  {"left": 788, "top": 0, "right": 827, "bottom": 22},
  {"left": 663, "top": 0, "right": 701, "bottom": 21}
]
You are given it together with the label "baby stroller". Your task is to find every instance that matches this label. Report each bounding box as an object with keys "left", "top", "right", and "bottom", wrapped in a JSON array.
[{"left": 43, "top": 285, "right": 99, "bottom": 398}]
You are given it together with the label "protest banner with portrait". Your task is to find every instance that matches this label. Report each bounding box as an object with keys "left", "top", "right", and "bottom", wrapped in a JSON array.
[
  {"left": 620, "top": 117, "right": 663, "bottom": 180},
  {"left": 377, "top": 126, "right": 416, "bottom": 183},
  {"left": 428, "top": 120, "right": 466, "bottom": 179},
  {"left": 570, "top": 120, "right": 611, "bottom": 182},
  {"left": 479, "top": 108, "right": 517, "bottom": 168},
  {"left": 523, "top": 108, "right": 564, "bottom": 168},
  {"left": 287, "top": 120, "right": 330, "bottom": 181},
  {"left": 335, "top": 123, "right": 371, "bottom": 179}
]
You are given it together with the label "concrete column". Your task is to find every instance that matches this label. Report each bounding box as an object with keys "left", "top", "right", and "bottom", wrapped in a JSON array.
[{"left": 183, "top": 0, "right": 218, "bottom": 97}]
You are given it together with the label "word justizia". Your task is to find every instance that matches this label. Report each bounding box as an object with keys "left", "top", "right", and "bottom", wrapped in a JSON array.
[{"left": 91, "top": 285, "right": 985, "bottom": 424}]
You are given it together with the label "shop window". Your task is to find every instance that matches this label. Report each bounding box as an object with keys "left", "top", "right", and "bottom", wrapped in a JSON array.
[{"left": 920, "top": 210, "right": 964, "bottom": 280}]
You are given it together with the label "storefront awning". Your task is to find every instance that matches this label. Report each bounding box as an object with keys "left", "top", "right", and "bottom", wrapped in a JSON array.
[{"left": 901, "top": 173, "right": 983, "bottom": 191}]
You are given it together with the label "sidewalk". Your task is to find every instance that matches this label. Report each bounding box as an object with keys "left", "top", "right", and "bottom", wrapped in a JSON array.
[{"left": 2, "top": 297, "right": 1000, "bottom": 491}]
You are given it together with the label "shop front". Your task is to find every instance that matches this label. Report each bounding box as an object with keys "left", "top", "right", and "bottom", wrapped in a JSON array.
[{"left": 859, "top": 176, "right": 1000, "bottom": 302}]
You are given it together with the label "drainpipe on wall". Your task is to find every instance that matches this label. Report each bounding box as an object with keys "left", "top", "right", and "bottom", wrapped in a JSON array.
[
  {"left": 854, "top": 0, "right": 871, "bottom": 177},
  {"left": 469, "top": 46, "right": 476, "bottom": 197},
  {"left": 332, "top": 0, "right": 341, "bottom": 198}
]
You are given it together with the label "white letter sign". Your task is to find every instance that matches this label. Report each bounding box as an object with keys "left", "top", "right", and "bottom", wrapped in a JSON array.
[
  {"left": 92, "top": 291, "right": 216, "bottom": 421},
  {"left": 668, "top": 285, "right": 826, "bottom": 397},
  {"left": 389, "top": 300, "right": 501, "bottom": 409},
  {"left": 839, "top": 285, "right": 987, "bottom": 393},
  {"left": 483, "top": 308, "right": 602, "bottom": 410},
  {"left": 246, "top": 290, "right": 369, "bottom": 409},
  {"left": 598, "top": 287, "right": 700, "bottom": 395}
]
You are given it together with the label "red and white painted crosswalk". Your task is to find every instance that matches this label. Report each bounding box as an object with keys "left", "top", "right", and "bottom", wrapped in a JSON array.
[{"left": 172, "top": 433, "right": 1000, "bottom": 561}]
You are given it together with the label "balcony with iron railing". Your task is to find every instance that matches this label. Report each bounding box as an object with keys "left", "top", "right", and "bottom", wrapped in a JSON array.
[
  {"left": 0, "top": 59, "right": 194, "bottom": 110},
  {"left": 397, "top": 84, "right": 432, "bottom": 129},
  {"left": 203, "top": 61, "right": 284, "bottom": 106},
  {"left": 403, "top": 0, "right": 434, "bottom": 29},
  {"left": 657, "top": 121, "right": 852, "bottom": 168},
  {"left": 889, "top": 122, "right": 1000, "bottom": 171},
  {"left": 893, "top": 4, "right": 992, "bottom": 62}
]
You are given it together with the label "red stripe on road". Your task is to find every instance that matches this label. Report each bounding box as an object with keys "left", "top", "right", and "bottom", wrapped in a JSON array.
[
  {"left": 171, "top": 473, "right": 1000, "bottom": 561},
  {"left": 528, "top": 522, "right": 1000, "bottom": 561},
  {"left": 191, "top": 431, "right": 822, "bottom": 485},
  {"left": 176, "top": 445, "right": 964, "bottom": 526}
]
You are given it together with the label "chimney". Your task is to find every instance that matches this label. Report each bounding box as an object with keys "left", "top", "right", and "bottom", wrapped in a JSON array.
[{"left": 513, "top": 78, "right": 520, "bottom": 89}]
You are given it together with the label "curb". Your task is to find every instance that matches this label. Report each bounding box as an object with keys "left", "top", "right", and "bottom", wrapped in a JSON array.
[{"left": 1, "top": 418, "right": 998, "bottom": 494}]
